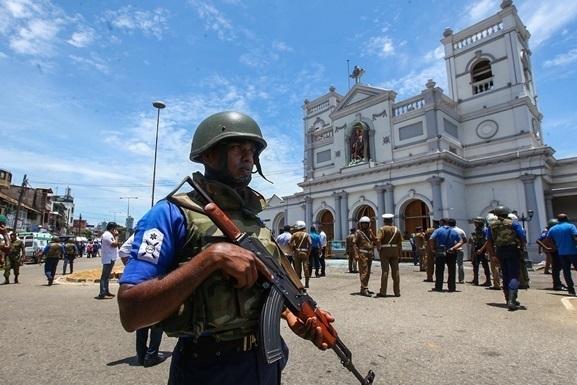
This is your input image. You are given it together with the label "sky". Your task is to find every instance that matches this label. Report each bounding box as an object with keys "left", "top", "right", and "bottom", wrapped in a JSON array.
[{"left": 1, "top": 0, "right": 577, "bottom": 227}]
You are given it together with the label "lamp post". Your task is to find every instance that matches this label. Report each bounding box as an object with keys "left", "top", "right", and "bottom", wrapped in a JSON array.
[
  {"left": 151, "top": 101, "right": 166, "bottom": 208},
  {"left": 518, "top": 210, "right": 534, "bottom": 230},
  {"left": 119, "top": 196, "right": 138, "bottom": 219},
  {"left": 120, "top": 196, "right": 138, "bottom": 236}
]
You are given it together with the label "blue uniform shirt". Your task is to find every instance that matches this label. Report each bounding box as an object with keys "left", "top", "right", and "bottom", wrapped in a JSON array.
[
  {"left": 547, "top": 222, "right": 577, "bottom": 256},
  {"left": 430, "top": 226, "right": 461, "bottom": 248},
  {"left": 119, "top": 199, "right": 187, "bottom": 285},
  {"left": 309, "top": 232, "right": 321, "bottom": 249}
]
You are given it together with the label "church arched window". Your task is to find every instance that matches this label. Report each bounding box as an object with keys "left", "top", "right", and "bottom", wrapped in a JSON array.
[{"left": 471, "top": 59, "right": 493, "bottom": 95}]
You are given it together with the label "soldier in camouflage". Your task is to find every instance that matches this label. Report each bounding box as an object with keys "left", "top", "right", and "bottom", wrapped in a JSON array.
[
  {"left": 42, "top": 236, "right": 64, "bottom": 286},
  {"left": 4, "top": 232, "right": 24, "bottom": 284},
  {"left": 468, "top": 217, "right": 491, "bottom": 286},
  {"left": 117, "top": 111, "right": 332, "bottom": 385}
]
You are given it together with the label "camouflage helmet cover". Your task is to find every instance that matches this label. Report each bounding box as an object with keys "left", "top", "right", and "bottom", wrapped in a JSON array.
[
  {"left": 189, "top": 111, "right": 267, "bottom": 163},
  {"left": 473, "top": 216, "right": 485, "bottom": 224},
  {"left": 491, "top": 206, "right": 511, "bottom": 217}
]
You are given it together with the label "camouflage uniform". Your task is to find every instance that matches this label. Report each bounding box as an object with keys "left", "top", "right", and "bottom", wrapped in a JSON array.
[
  {"left": 4, "top": 237, "right": 24, "bottom": 283},
  {"left": 414, "top": 231, "right": 426, "bottom": 271},
  {"left": 290, "top": 229, "right": 312, "bottom": 288},
  {"left": 353, "top": 227, "right": 376, "bottom": 295},
  {"left": 469, "top": 227, "right": 491, "bottom": 286},
  {"left": 424, "top": 227, "right": 435, "bottom": 281},
  {"left": 376, "top": 225, "right": 402, "bottom": 297}
]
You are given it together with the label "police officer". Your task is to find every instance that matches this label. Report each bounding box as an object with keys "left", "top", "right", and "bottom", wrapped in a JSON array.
[
  {"left": 117, "top": 111, "right": 332, "bottom": 385},
  {"left": 43, "top": 236, "right": 64, "bottom": 286},
  {"left": 4, "top": 232, "right": 24, "bottom": 284},
  {"left": 423, "top": 220, "right": 439, "bottom": 282},
  {"left": 414, "top": 226, "right": 426, "bottom": 272},
  {"left": 537, "top": 219, "right": 563, "bottom": 290},
  {"left": 345, "top": 228, "right": 358, "bottom": 273},
  {"left": 63, "top": 237, "right": 78, "bottom": 275},
  {"left": 468, "top": 217, "right": 491, "bottom": 286},
  {"left": 353, "top": 216, "right": 376, "bottom": 297},
  {"left": 376, "top": 213, "right": 402, "bottom": 297},
  {"left": 429, "top": 218, "right": 464, "bottom": 292},
  {"left": 486, "top": 206, "right": 526, "bottom": 310},
  {"left": 289, "top": 221, "right": 311, "bottom": 288}
]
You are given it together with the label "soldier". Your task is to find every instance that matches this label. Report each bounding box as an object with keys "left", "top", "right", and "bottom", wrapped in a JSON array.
[
  {"left": 485, "top": 213, "right": 502, "bottom": 290},
  {"left": 345, "top": 228, "right": 358, "bottom": 273},
  {"left": 63, "top": 238, "right": 78, "bottom": 275},
  {"left": 289, "top": 221, "right": 312, "bottom": 288},
  {"left": 0, "top": 214, "right": 9, "bottom": 268},
  {"left": 375, "top": 213, "right": 402, "bottom": 297},
  {"left": 429, "top": 218, "right": 464, "bottom": 292},
  {"left": 486, "top": 206, "right": 526, "bottom": 310},
  {"left": 468, "top": 217, "right": 491, "bottom": 286},
  {"left": 353, "top": 216, "right": 376, "bottom": 297},
  {"left": 414, "top": 226, "right": 426, "bottom": 272},
  {"left": 42, "top": 236, "right": 65, "bottom": 286},
  {"left": 117, "top": 111, "right": 331, "bottom": 385},
  {"left": 509, "top": 213, "right": 530, "bottom": 289},
  {"left": 423, "top": 220, "right": 439, "bottom": 282},
  {"left": 4, "top": 232, "right": 24, "bottom": 284}
]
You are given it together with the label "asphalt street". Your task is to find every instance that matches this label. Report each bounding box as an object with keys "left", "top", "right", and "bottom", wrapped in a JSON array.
[{"left": 0, "top": 257, "right": 576, "bottom": 385}]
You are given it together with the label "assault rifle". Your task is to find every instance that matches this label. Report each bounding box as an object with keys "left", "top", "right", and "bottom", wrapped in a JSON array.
[{"left": 190, "top": 178, "right": 375, "bottom": 385}]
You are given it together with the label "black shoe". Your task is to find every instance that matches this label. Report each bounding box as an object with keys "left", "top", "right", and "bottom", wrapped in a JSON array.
[
  {"left": 48, "top": 278, "right": 53, "bottom": 286},
  {"left": 431, "top": 288, "right": 442, "bottom": 292},
  {"left": 95, "top": 294, "right": 112, "bottom": 300},
  {"left": 423, "top": 279, "right": 434, "bottom": 282},
  {"left": 360, "top": 290, "right": 372, "bottom": 297},
  {"left": 143, "top": 353, "right": 167, "bottom": 368},
  {"left": 105, "top": 292, "right": 116, "bottom": 298},
  {"left": 553, "top": 286, "right": 565, "bottom": 291},
  {"left": 568, "top": 288, "right": 576, "bottom": 296},
  {"left": 320, "top": 272, "right": 325, "bottom": 277},
  {"left": 374, "top": 293, "right": 387, "bottom": 298}
]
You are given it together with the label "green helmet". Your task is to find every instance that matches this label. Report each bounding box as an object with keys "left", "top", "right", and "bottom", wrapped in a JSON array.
[
  {"left": 189, "top": 111, "right": 267, "bottom": 163},
  {"left": 547, "top": 219, "right": 558, "bottom": 229},
  {"left": 473, "top": 216, "right": 485, "bottom": 224},
  {"left": 491, "top": 206, "right": 511, "bottom": 217}
]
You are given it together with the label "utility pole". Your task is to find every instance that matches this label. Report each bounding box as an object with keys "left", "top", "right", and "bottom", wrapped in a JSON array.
[{"left": 12, "top": 174, "right": 28, "bottom": 231}]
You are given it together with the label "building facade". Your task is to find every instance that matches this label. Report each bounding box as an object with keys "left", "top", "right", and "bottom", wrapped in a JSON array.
[{"left": 260, "top": 1, "right": 577, "bottom": 261}]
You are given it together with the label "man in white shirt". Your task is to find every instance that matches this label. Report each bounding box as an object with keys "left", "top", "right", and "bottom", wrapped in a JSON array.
[
  {"left": 318, "top": 228, "right": 327, "bottom": 277},
  {"left": 448, "top": 218, "right": 467, "bottom": 284},
  {"left": 97, "top": 222, "right": 119, "bottom": 299},
  {"left": 276, "top": 225, "right": 293, "bottom": 266}
]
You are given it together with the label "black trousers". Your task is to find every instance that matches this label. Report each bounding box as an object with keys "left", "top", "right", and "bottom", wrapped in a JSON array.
[
  {"left": 435, "top": 251, "right": 456, "bottom": 291},
  {"left": 472, "top": 252, "right": 491, "bottom": 283}
]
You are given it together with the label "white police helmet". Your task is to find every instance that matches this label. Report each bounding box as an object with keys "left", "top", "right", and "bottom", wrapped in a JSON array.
[
  {"left": 295, "top": 220, "right": 306, "bottom": 230},
  {"left": 508, "top": 213, "right": 518, "bottom": 221},
  {"left": 358, "top": 216, "right": 371, "bottom": 223},
  {"left": 382, "top": 213, "right": 394, "bottom": 219}
]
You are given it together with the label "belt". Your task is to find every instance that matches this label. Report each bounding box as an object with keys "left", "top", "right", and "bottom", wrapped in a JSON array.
[
  {"left": 359, "top": 249, "right": 372, "bottom": 253},
  {"left": 296, "top": 248, "right": 309, "bottom": 252},
  {"left": 180, "top": 334, "right": 258, "bottom": 361},
  {"left": 380, "top": 245, "right": 395, "bottom": 248}
]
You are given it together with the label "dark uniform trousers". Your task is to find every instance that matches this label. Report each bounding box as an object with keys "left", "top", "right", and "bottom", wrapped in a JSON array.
[
  {"left": 168, "top": 337, "right": 288, "bottom": 385},
  {"left": 435, "top": 250, "right": 457, "bottom": 292}
]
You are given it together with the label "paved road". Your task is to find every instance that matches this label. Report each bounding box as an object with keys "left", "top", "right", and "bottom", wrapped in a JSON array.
[{"left": 0, "top": 257, "right": 576, "bottom": 385}]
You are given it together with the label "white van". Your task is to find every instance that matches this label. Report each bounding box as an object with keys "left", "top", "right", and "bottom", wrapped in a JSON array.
[{"left": 18, "top": 232, "right": 53, "bottom": 263}]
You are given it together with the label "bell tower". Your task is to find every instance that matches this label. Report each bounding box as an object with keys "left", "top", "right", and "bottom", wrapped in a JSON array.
[{"left": 441, "top": 0, "right": 543, "bottom": 154}]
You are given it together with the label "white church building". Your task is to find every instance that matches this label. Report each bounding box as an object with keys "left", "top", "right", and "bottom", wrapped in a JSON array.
[{"left": 260, "top": 0, "right": 577, "bottom": 261}]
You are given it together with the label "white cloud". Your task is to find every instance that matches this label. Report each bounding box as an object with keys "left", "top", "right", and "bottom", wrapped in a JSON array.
[
  {"left": 424, "top": 45, "right": 445, "bottom": 62},
  {"left": 463, "top": 0, "right": 498, "bottom": 25},
  {"left": 364, "top": 35, "right": 395, "bottom": 58},
  {"left": 69, "top": 53, "right": 109, "bottom": 74},
  {"left": 67, "top": 27, "right": 95, "bottom": 47},
  {"left": 519, "top": 0, "right": 577, "bottom": 48},
  {"left": 102, "top": 6, "right": 169, "bottom": 39},
  {"left": 380, "top": 60, "right": 447, "bottom": 99},
  {"left": 9, "top": 16, "right": 61, "bottom": 56},
  {"left": 0, "top": 51, "right": 8, "bottom": 58},
  {"left": 543, "top": 48, "right": 577, "bottom": 68},
  {"left": 273, "top": 40, "right": 293, "bottom": 53},
  {"left": 188, "top": 0, "right": 236, "bottom": 41}
]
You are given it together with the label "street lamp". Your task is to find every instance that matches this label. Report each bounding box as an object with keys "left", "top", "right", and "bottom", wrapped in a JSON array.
[
  {"left": 120, "top": 196, "right": 138, "bottom": 218},
  {"left": 151, "top": 100, "right": 166, "bottom": 208},
  {"left": 518, "top": 210, "right": 534, "bottom": 230}
]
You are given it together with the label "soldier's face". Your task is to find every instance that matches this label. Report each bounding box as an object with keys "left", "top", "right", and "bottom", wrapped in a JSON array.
[{"left": 225, "top": 141, "right": 255, "bottom": 180}]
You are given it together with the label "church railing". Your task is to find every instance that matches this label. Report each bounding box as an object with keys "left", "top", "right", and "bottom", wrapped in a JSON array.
[
  {"left": 393, "top": 98, "right": 425, "bottom": 117},
  {"left": 472, "top": 79, "right": 494, "bottom": 95},
  {"left": 306, "top": 100, "right": 330, "bottom": 115},
  {"left": 453, "top": 22, "right": 503, "bottom": 51}
]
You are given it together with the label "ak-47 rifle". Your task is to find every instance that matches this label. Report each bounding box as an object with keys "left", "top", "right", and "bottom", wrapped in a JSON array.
[{"left": 190, "top": 178, "right": 375, "bottom": 385}]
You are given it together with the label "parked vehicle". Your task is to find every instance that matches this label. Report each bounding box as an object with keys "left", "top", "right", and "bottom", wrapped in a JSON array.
[{"left": 17, "top": 232, "right": 53, "bottom": 264}]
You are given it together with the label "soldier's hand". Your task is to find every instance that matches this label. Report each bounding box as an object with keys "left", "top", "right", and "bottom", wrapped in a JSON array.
[
  {"left": 207, "top": 242, "right": 272, "bottom": 288},
  {"left": 283, "top": 308, "right": 334, "bottom": 350}
]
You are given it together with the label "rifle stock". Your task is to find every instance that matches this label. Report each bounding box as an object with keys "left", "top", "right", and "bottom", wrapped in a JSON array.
[{"left": 197, "top": 189, "right": 375, "bottom": 385}]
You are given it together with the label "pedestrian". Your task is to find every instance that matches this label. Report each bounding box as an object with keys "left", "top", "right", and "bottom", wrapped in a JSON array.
[
  {"left": 308, "top": 226, "right": 322, "bottom": 278},
  {"left": 509, "top": 213, "right": 530, "bottom": 289},
  {"left": 276, "top": 225, "right": 294, "bottom": 266},
  {"left": 447, "top": 218, "right": 467, "bottom": 284},
  {"left": 119, "top": 235, "right": 166, "bottom": 367},
  {"left": 318, "top": 227, "right": 327, "bottom": 276},
  {"left": 345, "top": 228, "right": 358, "bottom": 273},
  {"left": 375, "top": 213, "right": 402, "bottom": 297},
  {"left": 485, "top": 213, "right": 502, "bottom": 290},
  {"left": 289, "top": 221, "right": 311, "bottom": 288},
  {"left": 42, "top": 236, "right": 64, "bottom": 286},
  {"left": 486, "top": 206, "right": 526, "bottom": 310},
  {"left": 96, "top": 222, "right": 118, "bottom": 300},
  {"left": 0, "top": 214, "right": 9, "bottom": 268},
  {"left": 414, "top": 226, "right": 426, "bottom": 272},
  {"left": 423, "top": 221, "right": 439, "bottom": 282},
  {"left": 536, "top": 219, "right": 563, "bottom": 290},
  {"left": 116, "top": 111, "right": 332, "bottom": 385},
  {"left": 546, "top": 213, "right": 577, "bottom": 296},
  {"left": 353, "top": 216, "right": 376, "bottom": 296},
  {"left": 429, "top": 218, "right": 463, "bottom": 292},
  {"left": 63, "top": 238, "right": 78, "bottom": 275},
  {"left": 468, "top": 217, "right": 491, "bottom": 286},
  {"left": 4, "top": 232, "right": 24, "bottom": 284}
]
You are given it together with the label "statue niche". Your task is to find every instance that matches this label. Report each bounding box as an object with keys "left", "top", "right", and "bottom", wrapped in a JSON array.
[{"left": 349, "top": 122, "right": 369, "bottom": 165}]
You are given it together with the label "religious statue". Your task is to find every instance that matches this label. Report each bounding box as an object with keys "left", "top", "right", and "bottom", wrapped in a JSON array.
[
  {"left": 349, "top": 65, "right": 365, "bottom": 84},
  {"left": 350, "top": 122, "right": 368, "bottom": 164}
]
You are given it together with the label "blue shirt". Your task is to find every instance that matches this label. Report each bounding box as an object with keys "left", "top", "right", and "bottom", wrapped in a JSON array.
[
  {"left": 430, "top": 226, "right": 461, "bottom": 248},
  {"left": 119, "top": 200, "right": 187, "bottom": 285},
  {"left": 309, "top": 232, "right": 321, "bottom": 249},
  {"left": 547, "top": 222, "right": 577, "bottom": 256}
]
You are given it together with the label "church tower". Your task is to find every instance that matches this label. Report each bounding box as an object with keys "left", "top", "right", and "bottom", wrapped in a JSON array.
[{"left": 441, "top": 0, "right": 543, "bottom": 158}]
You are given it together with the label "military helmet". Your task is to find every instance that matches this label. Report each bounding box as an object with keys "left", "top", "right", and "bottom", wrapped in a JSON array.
[
  {"left": 295, "top": 220, "right": 306, "bottom": 230},
  {"left": 358, "top": 216, "right": 371, "bottom": 223},
  {"left": 491, "top": 206, "right": 511, "bottom": 216},
  {"left": 473, "top": 216, "right": 485, "bottom": 224},
  {"left": 52, "top": 236, "right": 60, "bottom": 242},
  {"left": 547, "top": 218, "right": 558, "bottom": 228},
  {"left": 189, "top": 111, "right": 267, "bottom": 163}
]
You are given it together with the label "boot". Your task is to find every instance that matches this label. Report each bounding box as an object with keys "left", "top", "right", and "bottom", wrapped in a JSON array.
[
  {"left": 304, "top": 277, "right": 309, "bottom": 289},
  {"left": 360, "top": 289, "right": 372, "bottom": 297},
  {"left": 14, "top": 275, "right": 18, "bottom": 284},
  {"left": 507, "top": 290, "right": 518, "bottom": 311}
]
